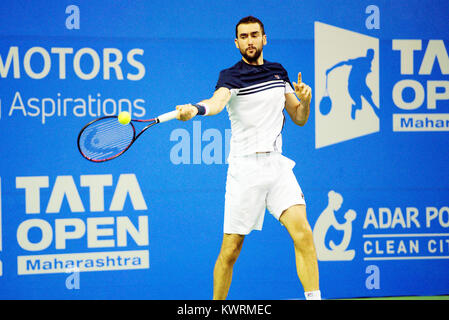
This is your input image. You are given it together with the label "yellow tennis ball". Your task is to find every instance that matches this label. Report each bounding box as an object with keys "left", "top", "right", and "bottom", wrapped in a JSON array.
[{"left": 118, "top": 111, "right": 131, "bottom": 125}]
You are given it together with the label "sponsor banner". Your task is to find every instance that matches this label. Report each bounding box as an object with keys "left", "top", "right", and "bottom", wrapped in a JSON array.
[
  {"left": 315, "top": 21, "right": 449, "bottom": 148},
  {"left": 315, "top": 22, "right": 380, "bottom": 148},
  {"left": 393, "top": 113, "right": 449, "bottom": 131},
  {"left": 17, "top": 250, "right": 149, "bottom": 275},
  {"left": 0, "top": 178, "right": 2, "bottom": 277},
  {"left": 313, "top": 190, "right": 449, "bottom": 262},
  {"left": 0, "top": 0, "right": 448, "bottom": 300}
]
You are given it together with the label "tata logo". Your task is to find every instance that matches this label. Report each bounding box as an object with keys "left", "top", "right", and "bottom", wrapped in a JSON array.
[
  {"left": 312, "top": 190, "right": 357, "bottom": 261},
  {"left": 314, "top": 22, "right": 380, "bottom": 148}
]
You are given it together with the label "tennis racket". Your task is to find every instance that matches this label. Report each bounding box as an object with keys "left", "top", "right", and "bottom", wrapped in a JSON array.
[
  {"left": 77, "top": 110, "right": 178, "bottom": 162},
  {"left": 319, "top": 74, "right": 332, "bottom": 116}
]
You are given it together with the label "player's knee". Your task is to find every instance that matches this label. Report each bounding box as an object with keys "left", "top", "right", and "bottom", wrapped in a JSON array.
[
  {"left": 219, "top": 241, "right": 243, "bottom": 266},
  {"left": 291, "top": 225, "right": 314, "bottom": 252}
]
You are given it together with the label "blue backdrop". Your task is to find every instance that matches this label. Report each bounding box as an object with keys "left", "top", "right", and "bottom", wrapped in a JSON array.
[{"left": 0, "top": 0, "right": 448, "bottom": 299}]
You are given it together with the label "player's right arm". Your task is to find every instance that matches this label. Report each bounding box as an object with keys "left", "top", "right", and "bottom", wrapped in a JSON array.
[
  {"left": 176, "top": 87, "right": 231, "bottom": 121},
  {"left": 326, "top": 59, "right": 354, "bottom": 75}
]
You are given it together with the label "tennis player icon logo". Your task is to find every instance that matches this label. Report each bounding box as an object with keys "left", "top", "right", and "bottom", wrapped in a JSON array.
[
  {"left": 314, "top": 21, "right": 380, "bottom": 148},
  {"left": 312, "top": 190, "right": 356, "bottom": 261},
  {"left": 319, "top": 49, "right": 379, "bottom": 120}
]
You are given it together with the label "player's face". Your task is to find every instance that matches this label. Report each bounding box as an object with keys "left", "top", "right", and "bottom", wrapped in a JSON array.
[{"left": 235, "top": 23, "right": 267, "bottom": 64}]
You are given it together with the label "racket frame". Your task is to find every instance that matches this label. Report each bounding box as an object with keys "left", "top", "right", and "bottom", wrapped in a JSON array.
[{"left": 77, "top": 116, "right": 159, "bottom": 163}]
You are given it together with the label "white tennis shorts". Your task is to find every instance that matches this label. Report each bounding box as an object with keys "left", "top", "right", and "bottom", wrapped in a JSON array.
[{"left": 224, "top": 152, "right": 306, "bottom": 235}]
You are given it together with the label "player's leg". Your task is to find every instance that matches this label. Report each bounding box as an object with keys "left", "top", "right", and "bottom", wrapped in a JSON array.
[
  {"left": 216, "top": 155, "right": 267, "bottom": 299},
  {"left": 350, "top": 95, "right": 362, "bottom": 120},
  {"left": 213, "top": 233, "right": 245, "bottom": 300},
  {"left": 362, "top": 90, "right": 380, "bottom": 118},
  {"left": 280, "top": 204, "right": 320, "bottom": 294}
]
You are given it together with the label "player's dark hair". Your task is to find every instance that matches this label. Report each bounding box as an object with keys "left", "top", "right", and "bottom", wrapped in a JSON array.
[{"left": 235, "top": 16, "right": 265, "bottom": 38}]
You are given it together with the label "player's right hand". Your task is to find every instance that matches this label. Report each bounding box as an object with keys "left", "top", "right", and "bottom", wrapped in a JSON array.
[{"left": 176, "top": 104, "right": 198, "bottom": 121}]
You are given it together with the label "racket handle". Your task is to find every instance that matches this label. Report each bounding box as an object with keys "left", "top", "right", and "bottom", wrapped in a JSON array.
[{"left": 157, "top": 110, "right": 178, "bottom": 123}]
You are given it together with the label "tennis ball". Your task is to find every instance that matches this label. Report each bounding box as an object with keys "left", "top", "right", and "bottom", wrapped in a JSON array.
[{"left": 118, "top": 111, "right": 131, "bottom": 125}]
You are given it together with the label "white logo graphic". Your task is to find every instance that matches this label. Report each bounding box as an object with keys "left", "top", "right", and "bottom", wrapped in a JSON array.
[
  {"left": 315, "top": 22, "right": 380, "bottom": 148},
  {"left": 313, "top": 190, "right": 356, "bottom": 261},
  {"left": 14, "top": 174, "right": 150, "bottom": 275}
]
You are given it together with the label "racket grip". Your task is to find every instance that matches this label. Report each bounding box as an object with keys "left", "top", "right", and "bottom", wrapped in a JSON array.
[{"left": 157, "top": 110, "right": 178, "bottom": 123}]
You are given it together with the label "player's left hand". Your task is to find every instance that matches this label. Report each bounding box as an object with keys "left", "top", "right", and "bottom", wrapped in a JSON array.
[{"left": 292, "top": 72, "right": 312, "bottom": 105}]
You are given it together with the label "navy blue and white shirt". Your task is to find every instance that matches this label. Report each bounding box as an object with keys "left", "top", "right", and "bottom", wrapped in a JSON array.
[{"left": 215, "top": 60, "right": 294, "bottom": 157}]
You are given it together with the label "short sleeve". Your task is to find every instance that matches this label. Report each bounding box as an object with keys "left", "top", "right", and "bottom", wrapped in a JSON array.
[
  {"left": 215, "top": 70, "right": 239, "bottom": 90},
  {"left": 285, "top": 81, "right": 295, "bottom": 94},
  {"left": 280, "top": 67, "right": 294, "bottom": 94}
]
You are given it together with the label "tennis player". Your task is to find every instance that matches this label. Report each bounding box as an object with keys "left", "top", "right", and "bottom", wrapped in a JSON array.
[{"left": 176, "top": 16, "right": 321, "bottom": 300}]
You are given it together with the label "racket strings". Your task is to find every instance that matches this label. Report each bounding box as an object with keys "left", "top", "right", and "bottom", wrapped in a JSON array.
[{"left": 79, "top": 118, "right": 135, "bottom": 161}]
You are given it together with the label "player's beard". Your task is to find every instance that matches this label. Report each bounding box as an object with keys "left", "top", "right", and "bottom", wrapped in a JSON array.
[{"left": 240, "top": 46, "right": 262, "bottom": 64}]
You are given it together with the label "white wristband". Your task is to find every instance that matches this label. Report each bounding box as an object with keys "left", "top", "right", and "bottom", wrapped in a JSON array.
[{"left": 196, "top": 102, "right": 210, "bottom": 116}]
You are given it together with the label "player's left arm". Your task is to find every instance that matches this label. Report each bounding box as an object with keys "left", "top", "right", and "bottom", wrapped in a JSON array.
[{"left": 284, "top": 72, "right": 312, "bottom": 126}]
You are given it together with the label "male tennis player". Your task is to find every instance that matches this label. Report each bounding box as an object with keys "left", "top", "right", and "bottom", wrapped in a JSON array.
[{"left": 176, "top": 16, "right": 320, "bottom": 300}]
